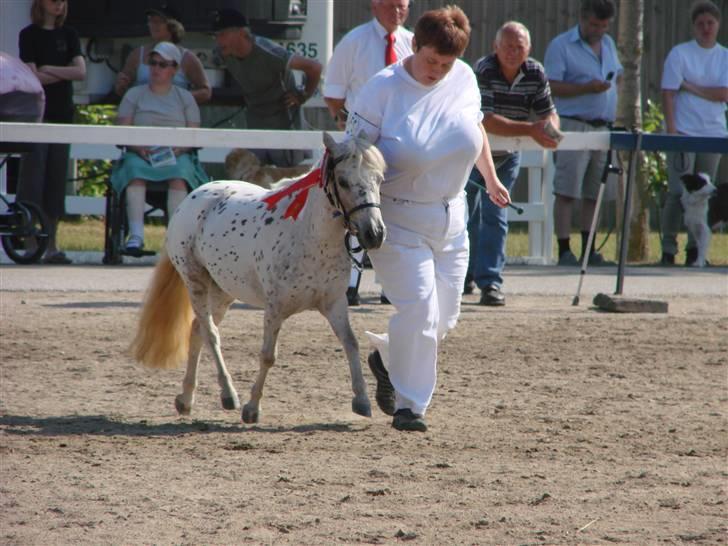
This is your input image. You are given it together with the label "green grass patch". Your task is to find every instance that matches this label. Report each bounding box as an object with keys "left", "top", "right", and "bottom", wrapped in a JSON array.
[{"left": 58, "top": 217, "right": 728, "bottom": 265}]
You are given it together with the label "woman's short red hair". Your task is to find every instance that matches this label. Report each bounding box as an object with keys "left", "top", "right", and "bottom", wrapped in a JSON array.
[{"left": 413, "top": 5, "right": 471, "bottom": 57}]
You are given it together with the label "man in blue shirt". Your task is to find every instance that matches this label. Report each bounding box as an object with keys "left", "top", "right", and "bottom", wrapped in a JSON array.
[{"left": 544, "top": 0, "right": 622, "bottom": 266}]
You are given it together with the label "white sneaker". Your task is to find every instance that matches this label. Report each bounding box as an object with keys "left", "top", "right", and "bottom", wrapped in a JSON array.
[
  {"left": 125, "top": 235, "right": 144, "bottom": 249},
  {"left": 124, "top": 235, "right": 145, "bottom": 257}
]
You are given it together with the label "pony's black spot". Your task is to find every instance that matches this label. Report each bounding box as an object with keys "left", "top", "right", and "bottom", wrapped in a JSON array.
[
  {"left": 264, "top": 217, "right": 274, "bottom": 225},
  {"left": 241, "top": 219, "right": 247, "bottom": 226},
  {"left": 191, "top": 195, "right": 197, "bottom": 199},
  {"left": 257, "top": 204, "right": 264, "bottom": 209}
]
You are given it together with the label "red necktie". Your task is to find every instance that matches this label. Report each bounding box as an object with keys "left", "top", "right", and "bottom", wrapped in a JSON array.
[{"left": 385, "top": 33, "right": 397, "bottom": 66}]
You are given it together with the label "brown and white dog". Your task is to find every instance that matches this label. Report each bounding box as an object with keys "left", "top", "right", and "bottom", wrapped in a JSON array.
[
  {"left": 224, "top": 148, "right": 310, "bottom": 189},
  {"left": 680, "top": 172, "right": 716, "bottom": 267}
]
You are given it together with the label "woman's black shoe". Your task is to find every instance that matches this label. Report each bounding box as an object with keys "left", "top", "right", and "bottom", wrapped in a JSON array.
[
  {"left": 367, "top": 350, "right": 395, "bottom": 415},
  {"left": 392, "top": 409, "right": 427, "bottom": 432}
]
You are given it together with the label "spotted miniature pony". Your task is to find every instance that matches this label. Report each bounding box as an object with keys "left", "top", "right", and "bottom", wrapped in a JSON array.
[{"left": 130, "top": 133, "right": 386, "bottom": 423}]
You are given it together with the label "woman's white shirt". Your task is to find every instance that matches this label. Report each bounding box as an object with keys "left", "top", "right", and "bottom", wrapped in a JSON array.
[
  {"left": 347, "top": 59, "right": 483, "bottom": 203},
  {"left": 661, "top": 40, "right": 728, "bottom": 137}
]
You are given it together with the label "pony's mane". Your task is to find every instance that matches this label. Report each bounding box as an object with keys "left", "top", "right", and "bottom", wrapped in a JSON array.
[
  {"left": 340, "top": 137, "right": 386, "bottom": 179},
  {"left": 264, "top": 137, "right": 385, "bottom": 194}
]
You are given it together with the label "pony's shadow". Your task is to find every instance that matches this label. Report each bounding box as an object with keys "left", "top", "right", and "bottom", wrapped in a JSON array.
[
  {"left": 0, "top": 414, "right": 362, "bottom": 437},
  {"left": 44, "top": 301, "right": 260, "bottom": 311}
]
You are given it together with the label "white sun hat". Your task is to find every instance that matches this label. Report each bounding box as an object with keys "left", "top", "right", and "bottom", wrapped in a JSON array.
[{"left": 151, "top": 42, "right": 182, "bottom": 65}]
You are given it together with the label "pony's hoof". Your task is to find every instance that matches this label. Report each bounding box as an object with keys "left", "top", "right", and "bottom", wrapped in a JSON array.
[
  {"left": 352, "top": 398, "right": 372, "bottom": 417},
  {"left": 175, "top": 395, "right": 191, "bottom": 415},
  {"left": 221, "top": 394, "right": 240, "bottom": 411},
  {"left": 242, "top": 404, "right": 259, "bottom": 424}
]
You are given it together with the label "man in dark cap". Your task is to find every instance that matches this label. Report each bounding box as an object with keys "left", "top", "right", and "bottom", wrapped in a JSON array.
[{"left": 212, "top": 8, "right": 322, "bottom": 167}]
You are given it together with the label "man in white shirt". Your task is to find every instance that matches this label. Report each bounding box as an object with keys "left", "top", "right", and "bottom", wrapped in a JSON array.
[
  {"left": 660, "top": 0, "right": 727, "bottom": 266},
  {"left": 324, "top": 0, "right": 414, "bottom": 306}
]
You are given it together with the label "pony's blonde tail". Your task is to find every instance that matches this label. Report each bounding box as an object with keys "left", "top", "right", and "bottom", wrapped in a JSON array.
[{"left": 130, "top": 253, "right": 193, "bottom": 369}]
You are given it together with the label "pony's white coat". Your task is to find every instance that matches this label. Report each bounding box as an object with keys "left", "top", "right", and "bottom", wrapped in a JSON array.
[{"left": 132, "top": 134, "right": 386, "bottom": 422}]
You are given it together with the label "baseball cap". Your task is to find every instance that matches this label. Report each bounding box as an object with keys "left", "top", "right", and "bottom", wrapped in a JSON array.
[
  {"left": 151, "top": 42, "right": 182, "bottom": 65},
  {"left": 145, "top": 4, "right": 181, "bottom": 21},
  {"left": 212, "top": 8, "right": 248, "bottom": 32}
]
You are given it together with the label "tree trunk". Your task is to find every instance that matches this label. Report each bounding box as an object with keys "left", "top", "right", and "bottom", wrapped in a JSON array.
[{"left": 616, "top": 0, "right": 649, "bottom": 261}]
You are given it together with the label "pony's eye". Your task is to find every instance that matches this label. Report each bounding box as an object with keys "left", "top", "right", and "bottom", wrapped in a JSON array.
[{"left": 337, "top": 176, "right": 350, "bottom": 189}]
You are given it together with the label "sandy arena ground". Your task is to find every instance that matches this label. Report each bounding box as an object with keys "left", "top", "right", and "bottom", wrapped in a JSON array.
[{"left": 1, "top": 276, "right": 726, "bottom": 544}]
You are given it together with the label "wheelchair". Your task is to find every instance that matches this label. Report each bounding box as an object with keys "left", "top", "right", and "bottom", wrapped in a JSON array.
[
  {"left": 102, "top": 183, "right": 167, "bottom": 264},
  {"left": 102, "top": 148, "right": 202, "bottom": 265},
  {"left": 0, "top": 154, "right": 50, "bottom": 264}
]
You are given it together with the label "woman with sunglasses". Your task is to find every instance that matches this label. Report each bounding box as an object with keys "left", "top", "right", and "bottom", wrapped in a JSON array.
[
  {"left": 114, "top": 6, "right": 211, "bottom": 104},
  {"left": 17, "top": 0, "right": 86, "bottom": 264},
  {"left": 110, "top": 42, "right": 209, "bottom": 256}
]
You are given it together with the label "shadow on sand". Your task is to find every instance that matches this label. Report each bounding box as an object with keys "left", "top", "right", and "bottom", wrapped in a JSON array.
[{"left": 0, "top": 414, "right": 364, "bottom": 437}]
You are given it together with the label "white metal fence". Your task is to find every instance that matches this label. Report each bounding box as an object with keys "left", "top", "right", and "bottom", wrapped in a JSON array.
[{"left": 0, "top": 122, "right": 611, "bottom": 264}]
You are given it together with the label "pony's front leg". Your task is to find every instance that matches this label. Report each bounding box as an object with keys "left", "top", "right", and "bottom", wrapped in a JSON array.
[
  {"left": 322, "top": 296, "right": 372, "bottom": 417},
  {"left": 242, "top": 310, "right": 282, "bottom": 424},
  {"left": 175, "top": 318, "right": 203, "bottom": 415}
]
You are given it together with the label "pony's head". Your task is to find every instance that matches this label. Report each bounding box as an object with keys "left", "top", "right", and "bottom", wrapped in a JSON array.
[{"left": 323, "top": 132, "right": 386, "bottom": 250}]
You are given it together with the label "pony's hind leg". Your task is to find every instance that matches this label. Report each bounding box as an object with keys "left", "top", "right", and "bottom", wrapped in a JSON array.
[
  {"left": 175, "top": 318, "right": 204, "bottom": 415},
  {"left": 322, "top": 296, "right": 372, "bottom": 417},
  {"left": 208, "top": 282, "right": 238, "bottom": 409},
  {"left": 242, "top": 308, "right": 283, "bottom": 424},
  {"left": 185, "top": 266, "right": 239, "bottom": 411}
]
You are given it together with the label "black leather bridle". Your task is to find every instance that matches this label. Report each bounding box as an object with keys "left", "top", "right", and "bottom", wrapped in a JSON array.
[
  {"left": 323, "top": 151, "right": 382, "bottom": 233},
  {"left": 322, "top": 151, "right": 382, "bottom": 269}
]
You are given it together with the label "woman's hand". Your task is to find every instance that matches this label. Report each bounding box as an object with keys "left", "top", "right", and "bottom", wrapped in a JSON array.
[
  {"left": 485, "top": 177, "right": 511, "bottom": 208},
  {"left": 130, "top": 146, "right": 150, "bottom": 161}
]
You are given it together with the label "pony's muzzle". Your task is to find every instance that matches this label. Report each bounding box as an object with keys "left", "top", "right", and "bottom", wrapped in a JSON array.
[{"left": 357, "top": 218, "right": 386, "bottom": 250}]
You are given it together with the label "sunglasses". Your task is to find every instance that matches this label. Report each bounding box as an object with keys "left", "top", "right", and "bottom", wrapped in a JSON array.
[{"left": 148, "top": 59, "right": 177, "bottom": 69}]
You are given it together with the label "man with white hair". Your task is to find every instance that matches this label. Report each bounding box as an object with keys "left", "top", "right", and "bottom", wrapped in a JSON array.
[
  {"left": 465, "top": 21, "right": 560, "bottom": 306},
  {"left": 324, "top": 0, "right": 414, "bottom": 306}
]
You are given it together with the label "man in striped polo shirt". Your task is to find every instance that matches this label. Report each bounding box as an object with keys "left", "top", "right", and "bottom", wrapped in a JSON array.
[{"left": 465, "top": 21, "right": 560, "bottom": 306}]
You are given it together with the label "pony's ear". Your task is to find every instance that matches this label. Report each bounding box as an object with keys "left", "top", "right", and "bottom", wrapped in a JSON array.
[{"left": 323, "top": 131, "right": 338, "bottom": 154}]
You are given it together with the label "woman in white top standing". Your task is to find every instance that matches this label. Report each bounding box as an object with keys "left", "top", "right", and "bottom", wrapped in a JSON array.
[
  {"left": 660, "top": 0, "right": 727, "bottom": 266},
  {"left": 347, "top": 5, "right": 510, "bottom": 432}
]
